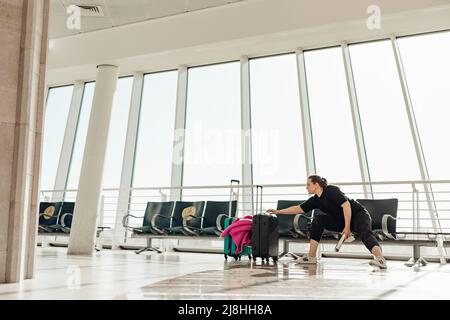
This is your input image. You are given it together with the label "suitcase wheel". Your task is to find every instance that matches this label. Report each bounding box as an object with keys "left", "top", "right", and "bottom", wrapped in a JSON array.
[
  {"left": 272, "top": 257, "right": 279, "bottom": 263},
  {"left": 233, "top": 254, "right": 239, "bottom": 261},
  {"left": 224, "top": 254, "right": 228, "bottom": 260},
  {"left": 248, "top": 255, "right": 252, "bottom": 260}
]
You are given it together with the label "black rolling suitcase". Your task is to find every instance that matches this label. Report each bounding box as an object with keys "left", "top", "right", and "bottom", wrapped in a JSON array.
[{"left": 251, "top": 185, "right": 279, "bottom": 263}]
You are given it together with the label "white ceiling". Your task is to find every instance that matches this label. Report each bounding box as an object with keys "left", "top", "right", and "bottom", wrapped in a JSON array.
[
  {"left": 46, "top": 0, "right": 450, "bottom": 86},
  {"left": 49, "top": 0, "right": 246, "bottom": 38}
]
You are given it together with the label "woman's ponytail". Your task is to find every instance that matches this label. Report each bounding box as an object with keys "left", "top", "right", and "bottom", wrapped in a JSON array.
[{"left": 308, "top": 175, "right": 328, "bottom": 188}]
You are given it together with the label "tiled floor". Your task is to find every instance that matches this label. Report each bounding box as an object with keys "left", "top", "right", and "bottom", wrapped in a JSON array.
[{"left": 1, "top": 247, "right": 450, "bottom": 300}]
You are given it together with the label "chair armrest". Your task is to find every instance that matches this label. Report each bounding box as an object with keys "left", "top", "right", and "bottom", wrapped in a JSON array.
[
  {"left": 182, "top": 216, "right": 200, "bottom": 236},
  {"left": 38, "top": 225, "right": 51, "bottom": 233},
  {"left": 299, "top": 214, "right": 313, "bottom": 221},
  {"left": 97, "top": 226, "right": 111, "bottom": 231},
  {"left": 122, "top": 214, "right": 144, "bottom": 230},
  {"left": 150, "top": 214, "right": 168, "bottom": 235},
  {"left": 216, "top": 214, "right": 230, "bottom": 232},
  {"left": 293, "top": 214, "right": 307, "bottom": 237},
  {"left": 60, "top": 213, "right": 73, "bottom": 233},
  {"left": 381, "top": 214, "right": 397, "bottom": 240}
]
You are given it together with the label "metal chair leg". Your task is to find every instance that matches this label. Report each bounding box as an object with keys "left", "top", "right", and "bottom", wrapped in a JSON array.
[
  {"left": 405, "top": 244, "right": 428, "bottom": 268},
  {"left": 135, "top": 246, "right": 163, "bottom": 254},
  {"left": 151, "top": 247, "right": 162, "bottom": 254},
  {"left": 135, "top": 247, "right": 149, "bottom": 254}
]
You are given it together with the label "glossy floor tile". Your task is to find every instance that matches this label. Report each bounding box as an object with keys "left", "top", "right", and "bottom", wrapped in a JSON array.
[{"left": 1, "top": 247, "right": 449, "bottom": 300}]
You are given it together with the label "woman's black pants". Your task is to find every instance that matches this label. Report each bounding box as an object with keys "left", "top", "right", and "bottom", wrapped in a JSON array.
[{"left": 309, "top": 210, "right": 380, "bottom": 252}]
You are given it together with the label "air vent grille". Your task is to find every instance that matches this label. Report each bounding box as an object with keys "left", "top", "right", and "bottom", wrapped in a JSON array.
[{"left": 73, "top": 5, "right": 105, "bottom": 17}]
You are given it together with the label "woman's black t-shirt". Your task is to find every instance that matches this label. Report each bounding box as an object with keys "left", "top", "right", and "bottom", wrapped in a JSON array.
[{"left": 299, "top": 185, "right": 365, "bottom": 221}]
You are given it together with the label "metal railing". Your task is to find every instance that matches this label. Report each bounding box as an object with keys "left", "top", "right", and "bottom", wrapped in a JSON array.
[{"left": 40, "top": 179, "right": 450, "bottom": 261}]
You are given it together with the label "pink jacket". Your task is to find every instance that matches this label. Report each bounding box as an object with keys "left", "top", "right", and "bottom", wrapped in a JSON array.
[{"left": 221, "top": 216, "right": 253, "bottom": 255}]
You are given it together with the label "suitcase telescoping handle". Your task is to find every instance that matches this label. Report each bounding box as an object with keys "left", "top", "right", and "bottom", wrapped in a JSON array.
[
  {"left": 255, "top": 185, "right": 263, "bottom": 215},
  {"left": 229, "top": 180, "right": 240, "bottom": 217}
]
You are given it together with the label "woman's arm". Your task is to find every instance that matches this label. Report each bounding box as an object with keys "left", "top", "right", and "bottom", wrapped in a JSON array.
[
  {"left": 342, "top": 201, "right": 352, "bottom": 238},
  {"left": 268, "top": 205, "right": 304, "bottom": 215}
]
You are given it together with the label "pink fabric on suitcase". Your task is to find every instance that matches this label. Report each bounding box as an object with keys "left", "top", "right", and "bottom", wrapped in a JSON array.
[{"left": 220, "top": 216, "right": 253, "bottom": 255}]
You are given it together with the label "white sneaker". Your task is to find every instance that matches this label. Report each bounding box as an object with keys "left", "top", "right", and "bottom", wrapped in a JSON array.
[
  {"left": 369, "top": 256, "right": 388, "bottom": 269},
  {"left": 296, "top": 255, "right": 317, "bottom": 265}
]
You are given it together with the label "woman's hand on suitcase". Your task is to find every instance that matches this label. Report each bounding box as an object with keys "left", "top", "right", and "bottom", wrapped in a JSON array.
[{"left": 342, "top": 227, "right": 351, "bottom": 240}]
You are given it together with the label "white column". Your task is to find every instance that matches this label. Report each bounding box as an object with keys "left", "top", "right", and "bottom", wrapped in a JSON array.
[
  {"left": 170, "top": 66, "right": 188, "bottom": 201},
  {"left": 295, "top": 49, "right": 316, "bottom": 177},
  {"left": 341, "top": 43, "right": 373, "bottom": 198},
  {"left": 240, "top": 57, "right": 254, "bottom": 216},
  {"left": 68, "top": 64, "right": 119, "bottom": 255},
  {"left": 1, "top": 0, "right": 49, "bottom": 283},
  {"left": 112, "top": 73, "right": 144, "bottom": 247}
]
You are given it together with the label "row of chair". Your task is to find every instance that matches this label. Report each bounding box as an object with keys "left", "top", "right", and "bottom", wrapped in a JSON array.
[
  {"left": 123, "top": 200, "right": 238, "bottom": 236},
  {"left": 39, "top": 202, "right": 75, "bottom": 234},
  {"left": 38, "top": 198, "right": 398, "bottom": 242},
  {"left": 124, "top": 198, "right": 399, "bottom": 241},
  {"left": 276, "top": 199, "right": 398, "bottom": 240}
]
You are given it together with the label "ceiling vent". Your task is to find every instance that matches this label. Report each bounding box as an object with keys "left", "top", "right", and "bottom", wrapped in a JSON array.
[{"left": 72, "top": 5, "right": 105, "bottom": 17}]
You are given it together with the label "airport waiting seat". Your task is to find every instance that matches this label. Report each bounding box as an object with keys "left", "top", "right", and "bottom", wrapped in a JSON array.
[
  {"left": 59, "top": 202, "right": 76, "bottom": 233},
  {"left": 276, "top": 200, "right": 340, "bottom": 239},
  {"left": 39, "top": 202, "right": 63, "bottom": 233},
  {"left": 164, "top": 201, "right": 205, "bottom": 235},
  {"left": 123, "top": 201, "right": 175, "bottom": 235},
  {"left": 276, "top": 200, "right": 307, "bottom": 238},
  {"left": 357, "top": 198, "right": 399, "bottom": 240},
  {"left": 59, "top": 201, "right": 111, "bottom": 234},
  {"left": 185, "top": 200, "right": 238, "bottom": 236}
]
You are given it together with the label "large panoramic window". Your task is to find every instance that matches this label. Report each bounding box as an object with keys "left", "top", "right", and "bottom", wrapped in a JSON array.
[
  {"left": 250, "top": 54, "right": 307, "bottom": 208},
  {"left": 132, "top": 71, "right": 178, "bottom": 189},
  {"left": 66, "top": 82, "right": 95, "bottom": 190},
  {"left": 183, "top": 62, "right": 241, "bottom": 201},
  {"left": 349, "top": 40, "right": 421, "bottom": 230},
  {"left": 129, "top": 71, "right": 178, "bottom": 217},
  {"left": 102, "top": 77, "right": 133, "bottom": 189},
  {"left": 398, "top": 31, "right": 450, "bottom": 231},
  {"left": 304, "top": 47, "right": 361, "bottom": 185},
  {"left": 349, "top": 40, "right": 421, "bottom": 182},
  {"left": 397, "top": 32, "right": 450, "bottom": 180},
  {"left": 40, "top": 85, "right": 73, "bottom": 191}
]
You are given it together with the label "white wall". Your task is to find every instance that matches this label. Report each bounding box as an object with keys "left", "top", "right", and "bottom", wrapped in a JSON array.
[{"left": 46, "top": 0, "right": 450, "bottom": 85}]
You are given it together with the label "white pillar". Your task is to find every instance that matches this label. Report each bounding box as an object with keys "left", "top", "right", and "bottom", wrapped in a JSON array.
[
  {"left": 170, "top": 66, "right": 188, "bottom": 201},
  {"left": 240, "top": 57, "right": 254, "bottom": 216},
  {"left": 341, "top": 43, "right": 373, "bottom": 199},
  {"left": 295, "top": 49, "right": 316, "bottom": 177},
  {"left": 68, "top": 64, "right": 119, "bottom": 255},
  {"left": 1, "top": 0, "right": 50, "bottom": 283}
]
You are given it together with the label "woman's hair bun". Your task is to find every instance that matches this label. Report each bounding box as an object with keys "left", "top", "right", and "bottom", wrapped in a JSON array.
[{"left": 308, "top": 175, "right": 328, "bottom": 188}]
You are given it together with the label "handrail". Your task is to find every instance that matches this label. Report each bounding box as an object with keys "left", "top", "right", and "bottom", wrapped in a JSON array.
[
  {"left": 40, "top": 179, "right": 450, "bottom": 194},
  {"left": 39, "top": 179, "right": 450, "bottom": 264}
]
